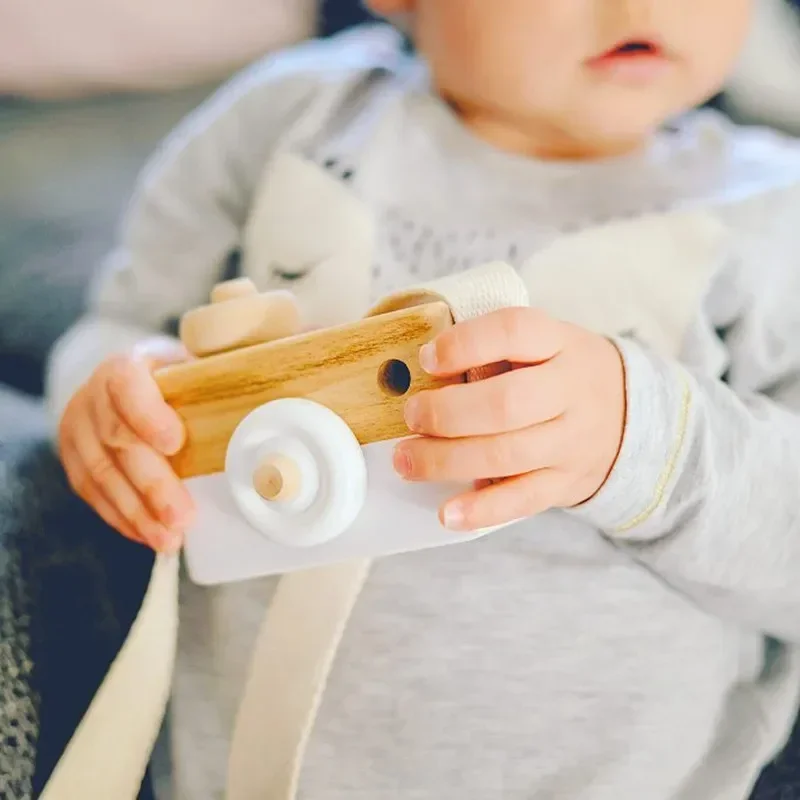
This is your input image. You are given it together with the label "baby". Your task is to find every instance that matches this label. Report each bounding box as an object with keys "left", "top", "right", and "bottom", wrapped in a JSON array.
[{"left": 46, "top": 0, "right": 800, "bottom": 798}]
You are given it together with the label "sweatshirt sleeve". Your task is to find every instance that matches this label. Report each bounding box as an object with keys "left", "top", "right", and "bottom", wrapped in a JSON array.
[
  {"left": 568, "top": 217, "right": 800, "bottom": 643},
  {"left": 43, "top": 26, "right": 403, "bottom": 424}
]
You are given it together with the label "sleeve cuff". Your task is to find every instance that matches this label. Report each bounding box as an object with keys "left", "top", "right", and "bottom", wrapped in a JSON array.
[{"left": 566, "top": 336, "right": 694, "bottom": 540}]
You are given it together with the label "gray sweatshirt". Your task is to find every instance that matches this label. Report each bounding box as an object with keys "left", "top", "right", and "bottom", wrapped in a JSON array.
[{"left": 45, "top": 26, "right": 800, "bottom": 800}]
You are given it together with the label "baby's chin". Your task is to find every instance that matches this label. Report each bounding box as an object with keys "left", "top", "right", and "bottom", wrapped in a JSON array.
[
  {"left": 445, "top": 78, "right": 698, "bottom": 160},
  {"left": 554, "top": 94, "right": 692, "bottom": 156}
]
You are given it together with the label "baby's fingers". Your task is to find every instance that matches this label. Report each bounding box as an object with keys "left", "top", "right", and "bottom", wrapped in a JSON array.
[
  {"left": 421, "top": 308, "right": 566, "bottom": 376},
  {"left": 61, "top": 437, "right": 143, "bottom": 545},
  {"left": 102, "top": 355, "right": 185, "bottom": 455},
  {"left": 92, "top": 371, "right": 140, "bottom": 450},
  {"left": 116, "top": 443, "right": 195, "bottom": 540},
  {"left": 395, "top": 417, "right": 565, "bottom": 483},
  {"left": 70, "top": 410, "right": 175, "bottom": 551},
  {"left": 405, "top": 361, "right": 566, "bottom": 438},
  {"left": 440, "top": 469, "right": 567, "bottom": 531}
]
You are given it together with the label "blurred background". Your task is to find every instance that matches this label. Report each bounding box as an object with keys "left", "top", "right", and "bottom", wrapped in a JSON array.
[
  {"left": 0, "top": 0, "right": 372, "bottom": 436},
  {"left": 0, "top": 0, "right": 798, "bottom": 440}
]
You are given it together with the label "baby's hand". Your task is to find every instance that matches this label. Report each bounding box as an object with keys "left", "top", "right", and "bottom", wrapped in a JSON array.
[
  {"left": 393, "top": 308, "right": 626, "bottom": 531},
  {"left": 58, "top": 339, "right": 195, "bottom": 553}
]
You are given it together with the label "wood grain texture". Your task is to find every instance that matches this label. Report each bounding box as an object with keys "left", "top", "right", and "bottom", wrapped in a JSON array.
[{"left": 154, "top": 301, "right": 458, "bottom": 479}]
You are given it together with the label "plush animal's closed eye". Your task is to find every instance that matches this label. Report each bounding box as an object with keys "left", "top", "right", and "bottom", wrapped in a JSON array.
[{"left": 270, "top": 262, "right": 313, "bottom": 282}]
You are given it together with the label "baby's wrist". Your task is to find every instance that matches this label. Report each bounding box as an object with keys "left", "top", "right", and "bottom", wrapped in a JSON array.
[{"left": 567, "top": 337, "right": 692, "bottom": 540}]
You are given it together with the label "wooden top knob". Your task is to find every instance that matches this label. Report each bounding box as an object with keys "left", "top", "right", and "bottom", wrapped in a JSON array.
[
  {"left": 253, "top": 454, "right": 302, "bottom": 502},
  {"left": 210, "top": 277, "right": 258, "bottom": 304},
  {"left": 178, "top": 279, "right": 301, "bottom": 357}
]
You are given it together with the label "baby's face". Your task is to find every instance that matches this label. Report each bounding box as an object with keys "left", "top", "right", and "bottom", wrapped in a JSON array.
[{"left": 369, "top": 0, "right": 753, "bottom": 158}]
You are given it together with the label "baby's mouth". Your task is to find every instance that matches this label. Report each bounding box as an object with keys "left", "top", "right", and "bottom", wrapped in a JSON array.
[
  {"left": 591, "top": 39, "right": 665, "bottom": 62},
  {"left": 587, "top": 37, "right": 673, "bottom": 83},
  {"left": 586, "top": 37, "right": 672, "bottom": 81},
  {"left": 612, "top": 40, "right": 661, "bottom": 56}
]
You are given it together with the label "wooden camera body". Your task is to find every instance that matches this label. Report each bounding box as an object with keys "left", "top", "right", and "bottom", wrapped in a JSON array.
[{"left": 154, "top": 278, "right": 494, "bottom": 585}]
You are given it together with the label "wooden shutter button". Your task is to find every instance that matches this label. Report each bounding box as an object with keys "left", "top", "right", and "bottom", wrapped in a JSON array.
[
  {"left": 179, "top": 278, "right": 301, "bottom": 357},
  {"left": 210, "top": 277, "right": 260, "bottom": 303},
  {"left": 253, "top": 454, "right": 302, "bottom": 502}
]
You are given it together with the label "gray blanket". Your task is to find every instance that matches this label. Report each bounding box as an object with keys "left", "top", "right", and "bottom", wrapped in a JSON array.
[{"left": 0, "top": 438, "right": 155, "bottom": 798}]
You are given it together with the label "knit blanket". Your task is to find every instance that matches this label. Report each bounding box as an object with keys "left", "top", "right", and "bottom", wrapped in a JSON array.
[{"left": 0, "top": 437, "right": 155, "bottom": 799}]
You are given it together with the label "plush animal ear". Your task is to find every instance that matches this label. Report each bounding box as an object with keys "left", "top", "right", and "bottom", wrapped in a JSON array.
[{"left": 724, "top": 0, "right": 800, "bottom": 134}]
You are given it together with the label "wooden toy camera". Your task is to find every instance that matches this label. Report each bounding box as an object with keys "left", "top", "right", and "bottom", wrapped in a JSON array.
[{"left": 153, "top": 276, "right": 503, "bottom": 586}]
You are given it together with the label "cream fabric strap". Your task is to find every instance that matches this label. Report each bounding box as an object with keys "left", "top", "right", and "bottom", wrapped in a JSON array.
[
  {"left": 225, "top": 560, "right": 372, "bottom": 800},
  {"left": 40, "top": 554, "right": 180, "bottom": 799},
  {"left": 39, "top": 260, "right": 529, "bottom": 800}
]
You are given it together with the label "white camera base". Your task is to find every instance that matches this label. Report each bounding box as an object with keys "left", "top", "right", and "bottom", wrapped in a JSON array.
[{"left": 183, "top": 398, "right": 498, "bottom": 585}]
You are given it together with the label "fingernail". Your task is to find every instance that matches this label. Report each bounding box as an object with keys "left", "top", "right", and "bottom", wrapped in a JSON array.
[
  {"left": 157, "top": 421, "right": 185, "bottom": 453},
  {"left": 393, "top": 446, "right": 412, "bottom": 478},
  {"left": 419, "top": 342, "right": 437, "bottom": 373},
  {"left": 443, "top": 502, "right": 465, "bottom": 530},
  {"left": 403, "top": 397, "right": 421, "bottom": 432},
  {"left": 161, "top": 433, "right": 183, "bottom": 455}
]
